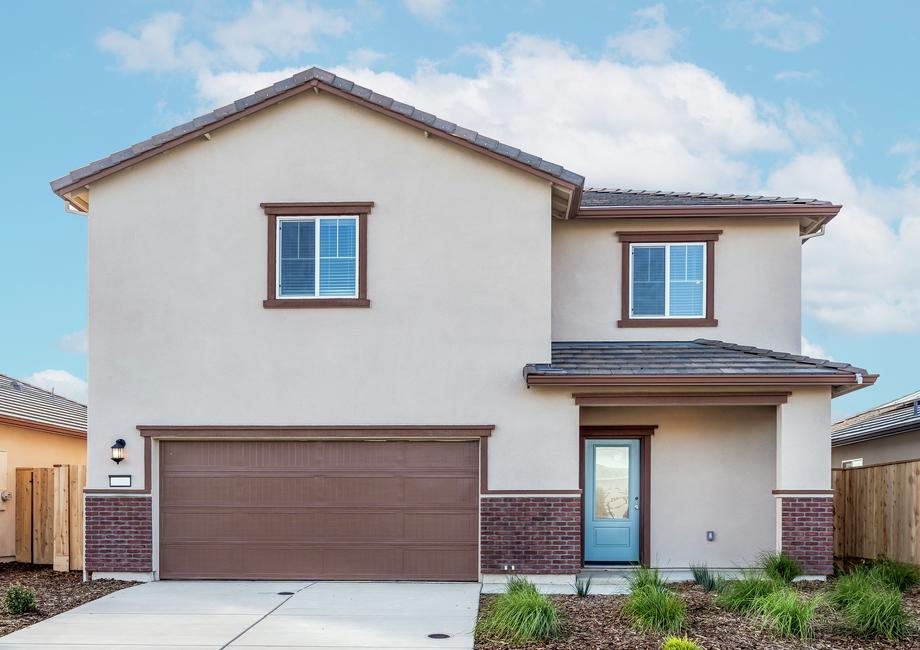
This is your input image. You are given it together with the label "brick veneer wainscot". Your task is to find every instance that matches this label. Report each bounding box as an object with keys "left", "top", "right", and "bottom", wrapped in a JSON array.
[
  {"left": 85, "top": 495, "right": 153, "bottom": 573},
  {"left": 781, "top": 496, "right": 834, "bottom": 575},
  {"left": 480, "top": 496, "right": 582, "bottom": 574}
]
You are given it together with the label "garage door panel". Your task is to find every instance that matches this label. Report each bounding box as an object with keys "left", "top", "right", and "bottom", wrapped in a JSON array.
[{"left": 159, "top": 440, "right": 479, "bottom": 580}]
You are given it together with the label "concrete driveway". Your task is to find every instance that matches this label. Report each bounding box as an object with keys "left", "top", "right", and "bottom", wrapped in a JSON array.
[{"left": 0, "top": 581, "right": 481, "bottom": 649}]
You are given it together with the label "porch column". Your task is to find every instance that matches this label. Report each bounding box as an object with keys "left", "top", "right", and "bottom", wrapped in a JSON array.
[{"left": 774, "top": 387, "right": 834, "bottom": 575}]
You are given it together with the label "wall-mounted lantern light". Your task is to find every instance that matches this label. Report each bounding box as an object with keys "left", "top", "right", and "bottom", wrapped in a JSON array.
[{"left": 111, "top": 439, "right": 126, "bottom": 464}]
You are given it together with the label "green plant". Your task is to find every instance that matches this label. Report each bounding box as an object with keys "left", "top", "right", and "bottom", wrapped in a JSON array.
[
  {"left": 505, "top": 575, "right": 538, "bottom": 596},
  {"left": 3, "top": 585, "right": 36, "bottom": 615},
  {"left": 760, "top": 552, "right": 803, "bottom": 584},
  {"left": 867, "top": 557, "right": 920, "bottom": 593},
  {"left": 573, "top": 575, "right": 592, "bottom": 597},
  {"left": 751, "top": 589, "right": 820, "bottom": 639},
  {"left": 844, "top": 586, "right": 907, "bottom": 639},
  {"left": 476, "top": 589, "right": 561, "bottom": 643},
  {"left": 689, "top": 564, "right": 722, "bottom": 592},
  {"left": 628, "top": 565, "right": 666, "bottom": 592},
  {"left": 623, "top": 585, "right": 686, "bottom": 633},
  {"left": 716, "top": 574, "right": 782, "bottom": 612},
  {"left": 662, "top": 635, "right": 703, "bottom": 650},
  {"left": 829, "top": 570, "right": 879, "bottom": 610}
]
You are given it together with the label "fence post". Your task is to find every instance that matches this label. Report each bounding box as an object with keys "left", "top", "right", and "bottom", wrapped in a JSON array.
[
  {"left": 14, "top": 469, "right": 33, "bottom": 562},
  {"left": 52, "top": 465, "right": 70, "bottom": 572}
]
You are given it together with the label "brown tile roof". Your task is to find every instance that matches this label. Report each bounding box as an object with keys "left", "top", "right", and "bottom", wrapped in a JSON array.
[{"left": 0, "top": 374, "right": 86, "bottom": 436}]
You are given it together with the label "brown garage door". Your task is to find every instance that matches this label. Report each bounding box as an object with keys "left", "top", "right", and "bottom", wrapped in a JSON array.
[{"left": 158, "top": 439, "right": 479, "bottom": 580}]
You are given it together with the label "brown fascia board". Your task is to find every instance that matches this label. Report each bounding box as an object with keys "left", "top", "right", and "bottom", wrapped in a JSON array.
[
  {"left": 51, "top": 78, "right": 582, "bottom": 205},
  {"left": 526, "top": 373, "right": 877, "bottom": 392},
  {"left": 0, "top": 414, "right": 86, "bottom": 439},
  {"left": 137, "top": 424, "right": 494, "bottom": 438}
]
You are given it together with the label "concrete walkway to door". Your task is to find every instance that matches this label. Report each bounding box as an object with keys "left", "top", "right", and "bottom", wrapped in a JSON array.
[{"left": 0, "top": 581, "right": 482, "bottom": 649}]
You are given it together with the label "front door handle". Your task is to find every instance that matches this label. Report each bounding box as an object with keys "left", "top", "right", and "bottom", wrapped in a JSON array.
[{"left": 633, "top": 504, "right": 639, "bottom": 510}]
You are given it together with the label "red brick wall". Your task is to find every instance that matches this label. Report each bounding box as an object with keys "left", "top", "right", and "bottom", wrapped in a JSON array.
[
  {"left": 85, "top": 495, "right": 153, "bottom": 574},
  {"left": 480, "top": 496, "right": 581, "bottom": 574},
  {"left": 780, "top": 496, "right": 834, "bottom": 575}
]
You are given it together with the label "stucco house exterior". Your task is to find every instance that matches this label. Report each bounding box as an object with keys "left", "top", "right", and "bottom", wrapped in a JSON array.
[
  {"left": 0, "top": 374, "right": 87, "bottom": 561},
  {"left": 832, "top": 390, "right": 920, "bottom": 468},
  {"left": 50, "top": 67, "right": 875, "bottom": 582}
]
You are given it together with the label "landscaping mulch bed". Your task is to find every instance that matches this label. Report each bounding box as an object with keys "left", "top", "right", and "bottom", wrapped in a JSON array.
[
  {"left": 0, "top": 562, "right": 135, "bottom": 637},
  {"left": 475, "top": 582, "right": 920, "bottom": 649}
]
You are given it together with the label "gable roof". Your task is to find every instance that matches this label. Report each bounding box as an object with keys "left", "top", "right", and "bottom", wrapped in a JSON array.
[
  {"left": 0, "top": 374, "right": 86, "bottom": 438},
  {"left": 50, "top": 66, "right": 584, "bottom": 216},
  {"left": 524, "top": 339, "right": 875, "bottom": 396},
  {"left": 832, "top": 390, "right": 920, "bottom": 447}
]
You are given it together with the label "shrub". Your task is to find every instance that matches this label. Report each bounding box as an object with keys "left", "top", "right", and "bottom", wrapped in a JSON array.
[
  {"left": 845, "top": 586, "right": 907, "bottom": 639},
  {"left": 3, "top": 585, "right": 36, "bottom": 615},
  {"left": 751, "top": 589, "right": 820, "bottom": 638},
  {"left": 867, "top": 557, "right": 920, "bottom": 593},
  {"left": 829, "top": 570, "right": 879, "bottom": 610},
  {"left": 623, "top": 585, "right": 686, "bottom": 633},
  {"left": 716, "top": 574, "right": 781, "bottom": 612},
  {"left": 689, "top": 564, "right": 721, "bottom": 592},
  {"left": 573, "top": 575, "right": 592, "bottom": 597},
  {"left": 760, "top": 552, "right": 803, "bottom": 584},
  {"left": 628, "top": 565, "right": 666, "bottom": 592},
  {"left": 505, "top": 575, "right": 538, "bottom": 596},
  {"left": 662, "top": 635, "right": 703, "bottom": 650},
  {"left": 476, "top": 589, "right": 561, "bottom": 644}
]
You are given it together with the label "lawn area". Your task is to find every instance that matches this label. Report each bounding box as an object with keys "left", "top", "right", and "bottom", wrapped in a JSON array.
[
  {"left": 1, "top": 562, "right": 136, "bottom": 637},
  {"left": 476, "top": 570, "right": 920, "bottom": 649}
]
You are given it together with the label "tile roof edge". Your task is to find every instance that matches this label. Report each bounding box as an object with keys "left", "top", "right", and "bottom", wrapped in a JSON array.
[
  {"left": 693, "top": 339, "right": 871, "bottom": 376},
  {"left": 581, "top": 188, "right": 835, "bottom": 206},
  {"left": 0, "top": 373, "right": 87, "bottom": 408}
]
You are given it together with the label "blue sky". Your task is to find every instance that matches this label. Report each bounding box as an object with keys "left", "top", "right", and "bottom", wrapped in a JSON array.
[{"left": 1, "top": 0, "right": 917, "bottom": 417}]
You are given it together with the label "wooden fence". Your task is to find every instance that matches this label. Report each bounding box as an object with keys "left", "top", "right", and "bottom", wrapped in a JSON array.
[
  {"left": 15, "top": 465, "right": 86, "bottom": 571},
  {"left": 833, "top": 460, "right": 920, "bottom": 565}
]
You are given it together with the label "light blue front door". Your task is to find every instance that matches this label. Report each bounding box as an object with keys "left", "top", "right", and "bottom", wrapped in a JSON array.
[{"left": 584, "top": 439, "right": 641, "bottom": 563}]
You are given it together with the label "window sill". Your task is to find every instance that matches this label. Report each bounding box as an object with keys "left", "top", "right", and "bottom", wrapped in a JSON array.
[
  {"left": 617, "top": 318, "right": 718, "bottom": 328},
  {"left": 263, "top": 298, "right": 371, "bottom": 309}
]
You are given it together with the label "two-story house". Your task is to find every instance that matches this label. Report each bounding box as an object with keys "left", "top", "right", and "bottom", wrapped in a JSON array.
[{"left": 51, "top": 67, "right": 874, "bottom": 582}]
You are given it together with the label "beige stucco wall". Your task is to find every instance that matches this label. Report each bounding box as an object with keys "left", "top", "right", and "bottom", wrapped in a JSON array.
[
  {"left": 86, "top": 90, "right": 579, "bottom": 492},
  {"left": 832, "top": 427, "right": 920, "bottom": 467},
  {"left": 551, "top": 218, "right": 803, "bottom": 352},
  {"left": 0, "top": 423, "right": 86, "bottom": 559},
  {"left": 581, "top": 405, "right": 777, "bottom": 568},
  {"left": 776, "top": 386, "right": 832, "bottom": 490}
]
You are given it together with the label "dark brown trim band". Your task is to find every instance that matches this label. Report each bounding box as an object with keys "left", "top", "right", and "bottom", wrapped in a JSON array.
[
  {"left": 573, "top": 391, "right": 791, "bottom": 406},
  {"left": 772, "top": 489, "right": 834, "bottom": 495},
  {"left": 528, "top": 373, "right": 873, "bottom": 388},
  {"left": 580, "top": 426, "right": 654, "bottom": 566},
  {"left": 618, "top": 233, "right": 717, "bottom": 328},
  {"left": 0, "top": 415, "right": 86, "bottom": 439},
  {"left": 263, "top": 202, "right": 371, "bottom": 309},
  {"left": 578, "top": 204, "right": 841, "bottom": 219},
  {"left": 138, "top": 425, "right": 494, "bottom": 439},
  {"left": 616, "top": 230, "right": 722, "bottom": 242}
]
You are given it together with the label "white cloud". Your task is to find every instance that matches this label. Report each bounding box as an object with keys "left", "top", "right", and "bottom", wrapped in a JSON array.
[
  {"left": 25, "top": 370, "right": 88, "bottom": 404},
  {"left": 724, "top": 2, "right": 823, "bottom": 52},
  {"left": 801, "top": 336, "right": 827, "bottom": 359},
  {"left": 99, "top": 2, "right": 349, "bottom": 74},
  {"left": 57, "top": 330, "right": 87, "bottom": 355},
  {"left": 403, "top": 0, "right": 450, "bottom": 22},
  {"left": 774, "top": 69, "right": 817, "bottom": 82},
  {"left": 889, "top": 138, "right": 920, "bottom": 182},
  {"left": 607, "top": 4, "right": 681, "bottom": 63},
  {"left": 345, "top": 47, "right": 386, "bottom": 69}
]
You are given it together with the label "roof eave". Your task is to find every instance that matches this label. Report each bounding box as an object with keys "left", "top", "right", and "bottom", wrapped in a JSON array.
[
  {"left": 0, "top": 414, "right": 87, "bottom": 439},
  {"left": 524, "top": 371, "right": 875, "bottom": 392}
]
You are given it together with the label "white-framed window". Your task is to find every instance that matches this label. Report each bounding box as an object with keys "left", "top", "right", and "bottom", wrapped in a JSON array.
[
  {"left": 842, "top": 458, "right": 864, "bottom": 469},
  {"left": 629, "top": 242, "right": 706, "bottom": 318},
  {"left": 277, "top": 216, "right": 358, "bottom": 299}
]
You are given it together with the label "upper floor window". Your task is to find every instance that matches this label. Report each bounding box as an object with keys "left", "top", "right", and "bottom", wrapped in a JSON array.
[
  {"left": 616, "top": 230, "right": 721, "bottom": 327},
  {"left": 261, "top": 202, "right": 373, "bottom": 308},
  {"left": 842, "top": 458, "right": 863, "bottom": 469}
]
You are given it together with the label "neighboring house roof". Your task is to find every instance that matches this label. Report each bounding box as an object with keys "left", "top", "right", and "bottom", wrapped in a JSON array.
[
  {"left": 524, "top": 340, "right": 875, "bottom": 396},
  {"left": 49, "top": 66, "right": 840, "bottom": 232},
  {"left": 0, "top": 374, "right": 86, "bottom": 438},
  {"left": 832, "top": 390, "right": 920, "bottom": 447}
]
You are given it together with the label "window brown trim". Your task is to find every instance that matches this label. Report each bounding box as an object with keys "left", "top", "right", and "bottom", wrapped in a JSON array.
[
  {"left": 617, "top": 231, "right": 720, "bottom": 328},
  {"left": 580, "top": 426, "right": 654, "bottom": 566},
  {"left": 261, "top": 202, "right": 373, "bottom": 309}
]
